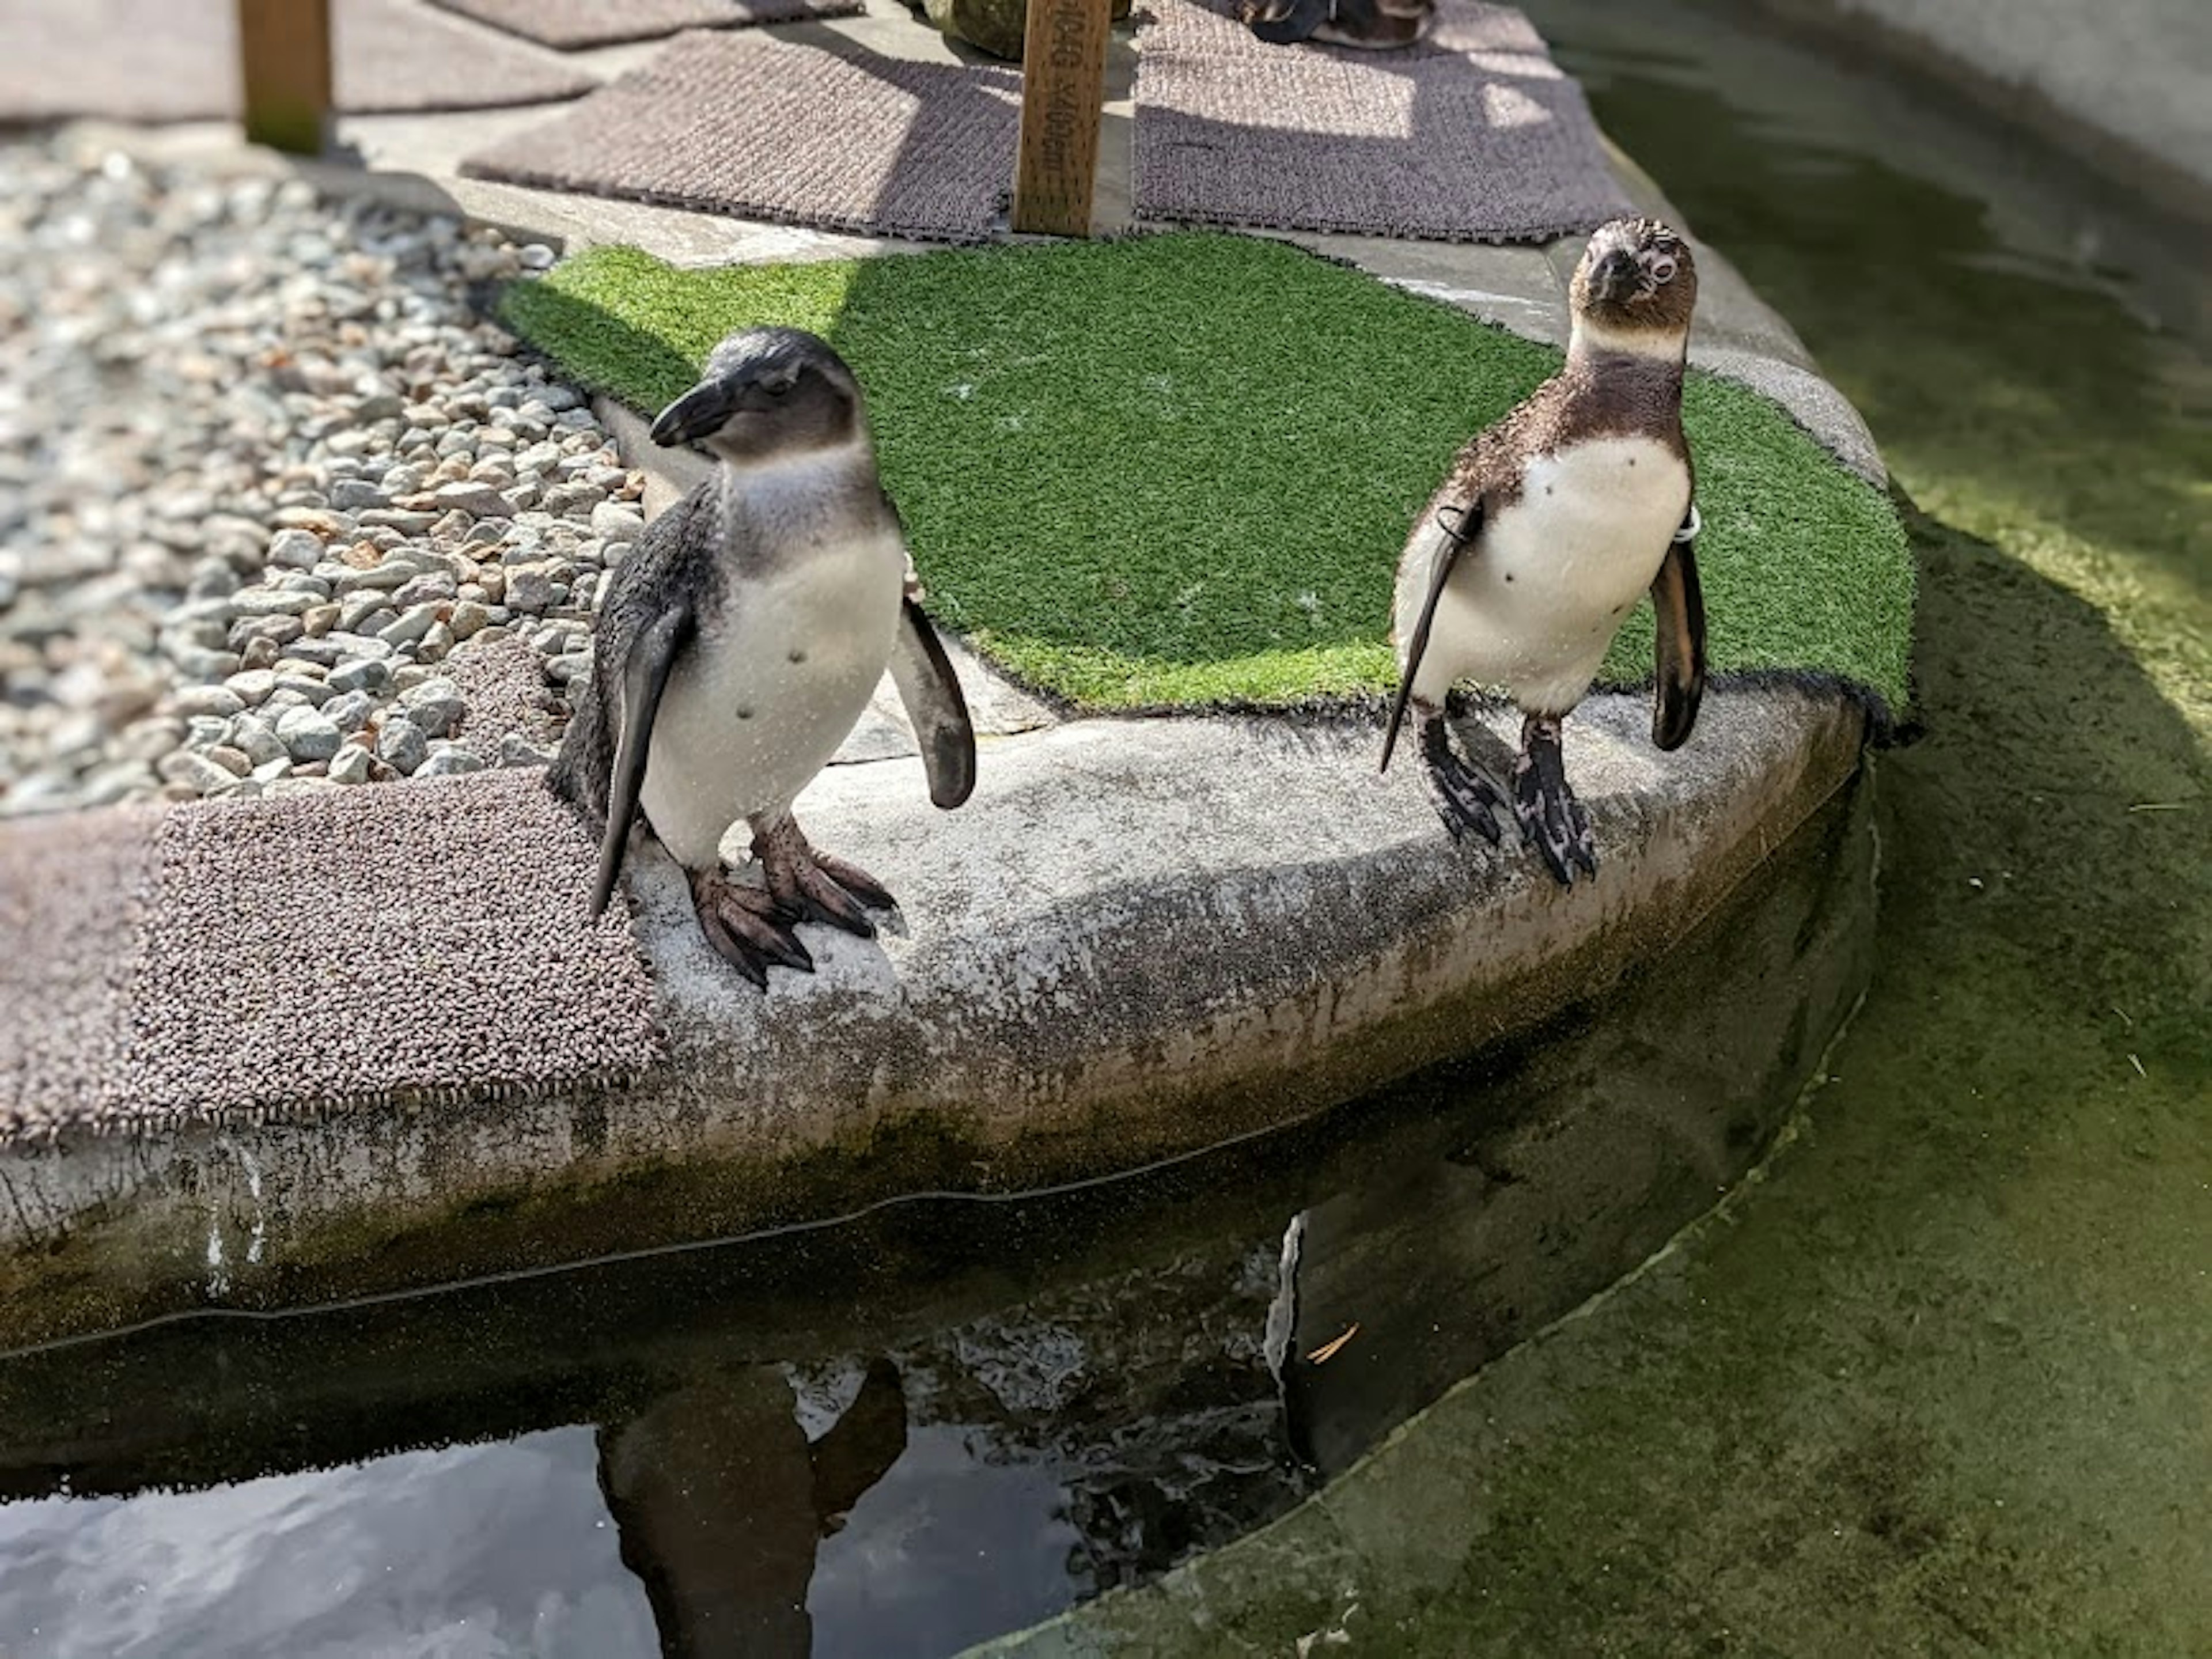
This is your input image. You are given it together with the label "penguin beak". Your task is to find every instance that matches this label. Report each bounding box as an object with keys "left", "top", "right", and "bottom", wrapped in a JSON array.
[
  {"left": 650, "top": 380, "right": 740, "bottom": 448},
  {"left": 1593, "top": 249, "right": 1640, "bottom": 302}
]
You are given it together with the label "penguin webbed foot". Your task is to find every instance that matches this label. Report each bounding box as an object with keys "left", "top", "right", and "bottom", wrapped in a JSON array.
[
  {"left": 690, "top": 868, "right": 812, "bottom": 988},
  {"left": 1419, "top": 713, "right": 1506, "bottom": 846},
  {"left": 1512, "top": 714, "right": 1599, "bottom": 885},
  {"left": 756, "top": 819, "right": 896, "bottom": 941}
]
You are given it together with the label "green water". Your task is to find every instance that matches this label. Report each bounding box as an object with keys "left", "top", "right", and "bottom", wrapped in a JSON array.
[{"left": 1041, "top": 3, "right": 2212, "bottom": 1652}]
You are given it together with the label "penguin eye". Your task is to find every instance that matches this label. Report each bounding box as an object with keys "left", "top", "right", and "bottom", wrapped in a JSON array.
[
  {"left": 1649, "top": 255, "right": 1678, "bottom": 285},
  {"left": 761, "top": 370, "right": 797, "bottom": 399}
]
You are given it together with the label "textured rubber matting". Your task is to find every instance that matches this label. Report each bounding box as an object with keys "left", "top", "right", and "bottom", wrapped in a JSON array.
[
  {"left": 462, "top": 34, "right": 1022, "bottom": 243},
  {"left": 1132, "top": 0, "right": 1633, "bottom": 243},
  {"left": 0, "top": 0, "right": 597, "bottom": 123},
  {"left": 429, "top": 0, "right": 862, "bottom": 50},
  {"left": 0, "top": 771, "right": 660, "bottom": 1142}
]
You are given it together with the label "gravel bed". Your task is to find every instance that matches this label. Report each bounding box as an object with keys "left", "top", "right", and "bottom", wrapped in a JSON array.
[{"left": 0, "top": 131, "right": 640, "bottom": 817}]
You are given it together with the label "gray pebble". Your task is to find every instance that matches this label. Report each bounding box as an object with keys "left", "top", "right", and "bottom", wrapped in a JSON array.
[
  {"left": 170, "top": 685, "right": 245, "bottom": 718},
  {"left": 275, "top": 704, "right": 343, "bottom": 762},
  {"left": 417, "top": 744, "right": 484, "bottom": 777},
  {"left": 377, "top": 714, "right": 427, "bottom": 773},
  {"left": 230, "top": 715, "right": 286, "bottom": 766},
  {"left": 590, "top": 501, "right": 645, "bottom": 543},
  {"left": 399, "top": 676, "right": 465, "bottom": 738},
  {"left": 157, "top": 750, "right": 240, "bottom": 793},
  {"left": 266, "top": 528, "right": 325, "bottom": 570},
  {"left": 328, "top": 743, "right": 374, "bottom": 785},
  {"left": 379, "top": 603, "right": 442, "bottom": 647},
  {"left": 327, "top": 657, "right": 392, "bottom": 695},
  {"left": 322, "top": 689, "right": 377, "bottom": 733}
]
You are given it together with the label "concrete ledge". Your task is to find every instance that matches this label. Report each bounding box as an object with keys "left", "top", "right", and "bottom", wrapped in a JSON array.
[{"left": 0, "top": 688, "right": 1861, "bottom": 1348}]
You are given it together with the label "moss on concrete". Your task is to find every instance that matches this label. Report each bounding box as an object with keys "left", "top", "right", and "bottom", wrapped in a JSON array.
[{"left": 500, "top": 233, "right": 1914, "bottom": 714}]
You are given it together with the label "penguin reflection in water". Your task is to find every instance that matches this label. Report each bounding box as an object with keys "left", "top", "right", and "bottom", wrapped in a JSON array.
[
  {"left": 551, "top": 328, "right": 976, "bottom": 984},
  {"left": 1382, "top": 217, "right": 1708, "bottom": 884}
]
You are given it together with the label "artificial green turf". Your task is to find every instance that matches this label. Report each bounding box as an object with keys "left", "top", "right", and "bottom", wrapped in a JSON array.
[{"left": 501, "top": 233, "right": 1914, "bottom": 714}]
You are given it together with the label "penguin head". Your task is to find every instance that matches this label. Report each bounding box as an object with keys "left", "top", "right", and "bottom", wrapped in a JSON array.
[
  {"left": 649, "top": 328, "right": 866, "bottom": 465},
  {"left": 1569, "top": 218, "right": 1698, "bottom": 353}
]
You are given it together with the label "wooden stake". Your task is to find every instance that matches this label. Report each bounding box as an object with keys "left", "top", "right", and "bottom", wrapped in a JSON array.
[
  {"left": 237, "top": 0, "right": 333, "bottom": 156},
  {"left": 1010, "top": 0, "right": 1112, "bottom": 236}
]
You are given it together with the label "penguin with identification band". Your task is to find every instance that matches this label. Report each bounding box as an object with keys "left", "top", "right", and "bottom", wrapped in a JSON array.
[
  {"left": 1381, "top": 215, "right": 1707, "bottom": 885},
  {"left": 550, "top": 327, "right": 976, "bottom": 986}
]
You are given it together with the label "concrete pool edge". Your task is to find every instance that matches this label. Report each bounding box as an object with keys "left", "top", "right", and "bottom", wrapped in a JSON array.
[{"left": 0, "top": 690, "right": 1863, "bottom": 1348}]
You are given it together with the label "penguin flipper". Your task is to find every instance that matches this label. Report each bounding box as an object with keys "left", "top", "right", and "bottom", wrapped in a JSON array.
[
  {"left": 1649, "top": 525, "right": 1706, "bottom": 752},
  {"left": 592, "top": 603, "right": 694, "bottom": 917},
  {"left": 1382, "top": 497, "right": 1483, "bottom": 774},
  {"left": 890, "top": 597, "right": 977, "bottom": 810}
]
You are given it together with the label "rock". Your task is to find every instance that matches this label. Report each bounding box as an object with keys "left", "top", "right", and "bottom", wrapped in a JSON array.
[
  {"left": 379, "top": 604, "right": 442, "bottom": 648},
  {"left": 329, "top": 479, "right": 389, "bottom": 512},
  {"left": 223, "top": 669, "right": 278, "bottom": 705},
  {"left": 499, "top": 732, "right": 558, "bottom": 768},
  {"left": 230, "top": 715, "right": 286, "bottom": 766},
  {"left": 589, "top": 501, "right": 646, "bottom": 543},
  {"left": 390, "top": 572, "right": 457, "bottom": 609},
  {"left": 271, "top": 673, "right": 333, "bottom": 706},
  {"left": 275, "top": 704, "right": 342, "bottom": 762},
  {"left": 232, "top": 585, "right": 319, "bottom": 617},
  {"left": 447, "top": 599, "right": 491, "bottom": 641},
  {"left": 417, "top": 743, "right": 484, "bottom": 777},
  {"left": 266, "top": 527, "right": 326, "bottom": 570},
  {"left": 426, "top": 481, "right": 513, "bottom": 519},
  {"left": 377, "top": 714, "right": 427, "bottom": 774},
  {"left": 327, "top": 657, "right": 393, "bottom": 695},
  {"left": 327, "top": 744, "right": 373, "bottom": 785},
  {"left": 157, "top": 750, "right": 241, "bottom": 793},
  {"left": 322, "top": 689, "right": 377, "bottom": 733},
  {"left": 504, "top": 563, "right": 556, "bottom": 613},
  {"left": 400, "top": 676, "right": 465, "bottom": 738},
  {"left": 169, "top": 685, "right": 244, "bottom": 719},
  {"left": 171, "top": 646, "right": 243, "bottom": 681},
  {"left": 204, "top": 744, "right": 252, "bottom": 777},
  {"left": 547, "top": 650, "right": 594, "bottom": 684},
  {"left": 302, "top": 603, "right": 339, "bottom": 638}
]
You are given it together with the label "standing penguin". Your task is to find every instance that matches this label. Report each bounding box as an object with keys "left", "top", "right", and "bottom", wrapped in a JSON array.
[
  {"left": 1381, "top": 217, "right": 1707, "bottom": 885},
  {"left": 551, "top": 327, "right": 976, "bottom": 986}
]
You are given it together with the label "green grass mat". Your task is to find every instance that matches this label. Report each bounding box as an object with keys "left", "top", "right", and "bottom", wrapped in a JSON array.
[{"left": 502, "top": 233, "right": 1912, "bottom": 714}]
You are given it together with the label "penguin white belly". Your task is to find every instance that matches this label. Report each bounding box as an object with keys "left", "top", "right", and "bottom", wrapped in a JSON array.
[
  {"left": 641, "top": 532, "right": 904, "bottom": 870},
  {"left": 1437, "top": 437, "right": 1688, "bottom": 715}
]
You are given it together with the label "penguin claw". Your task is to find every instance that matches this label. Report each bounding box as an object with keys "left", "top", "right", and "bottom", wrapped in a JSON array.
[
  {"left": 812, "top": 850, "right": 896, "bottom": 913},
  {"left": 1511, "top": 717, "right": 1599, "bottom": 887},
  {"left": 690, "top": 870, "right": 814, "bottom": 987},
  {"left": 756, "top": 820, "right": 896, "bottom": 941}
]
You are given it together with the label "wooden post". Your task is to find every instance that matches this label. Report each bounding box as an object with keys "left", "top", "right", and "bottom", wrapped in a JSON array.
[
  {"left": 1010, "top": 0, "right": 1112, "bottom": 236},
  {"left": 237, "top": 0, "right": 333, "bottom": 156}
]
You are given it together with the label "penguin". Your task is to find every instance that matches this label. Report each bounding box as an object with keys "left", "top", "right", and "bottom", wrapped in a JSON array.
[
  {"left": 1238, "top": 0, "right": 1434, "bottom": 49},
  {"left": 550, "top": 327, "right": 976, "bottom": 986},
  {"left": 1380, "top": 216, "right": 1707, "bottom": 885}
]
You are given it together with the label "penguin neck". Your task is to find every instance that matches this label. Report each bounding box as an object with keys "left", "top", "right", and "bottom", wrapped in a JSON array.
[
  {"left": 716, "top": 436, "right": 879, "bottom": 553},
  {"left": 1566, "top": 316, "right": 1688, "bottom": 376}
]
